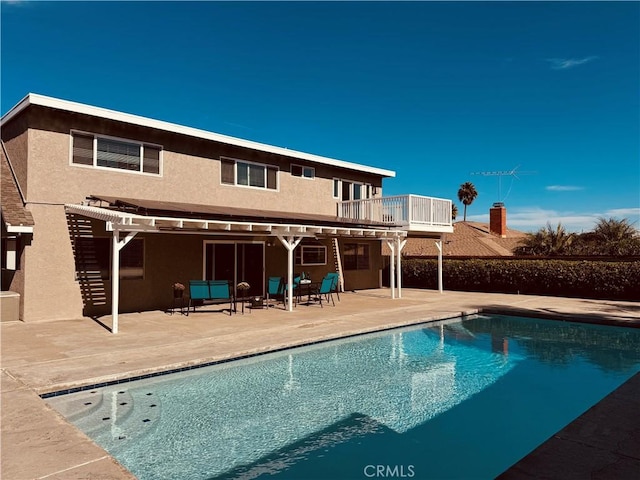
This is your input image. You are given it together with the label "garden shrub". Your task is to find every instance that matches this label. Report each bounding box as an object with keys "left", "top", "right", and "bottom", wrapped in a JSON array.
[{"left": 388, "top": 258, "right": 639, "bottom": 301}]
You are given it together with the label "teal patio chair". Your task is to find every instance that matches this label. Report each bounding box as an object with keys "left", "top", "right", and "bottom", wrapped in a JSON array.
[
  {"left": 326, "top": 272, "right": 341, "bottom": 301},
  {"left": 266, "top": 276, "right": 284, "bottom": 307},
  {"left": 208, "top": 280, "right": 234, "bottom": 315},
  {"left": 187, "top": 280, "right": 209, "bottom": 314},
  {"left": 311, "top": 275, "right": 336, "bottom": 308}
]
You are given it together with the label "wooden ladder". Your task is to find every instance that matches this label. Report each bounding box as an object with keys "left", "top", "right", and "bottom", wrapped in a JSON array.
[{"left": 332, "top": 238, "right": 345, "bottom": 292}]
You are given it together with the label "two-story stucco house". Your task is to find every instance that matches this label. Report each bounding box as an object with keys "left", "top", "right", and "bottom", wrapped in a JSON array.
[{"left": 1, "top": 94, "right": 453, "bottom": 332}]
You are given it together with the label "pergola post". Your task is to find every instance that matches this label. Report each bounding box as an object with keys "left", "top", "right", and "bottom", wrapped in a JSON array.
[
  {"left": 435, "top": 234, "right": 444, "bottom": 293},
  {"left": 386, "top": 239, "right": 396, "bottom": 299},
  {"left": 396, "top": 236, "right": 407, "bottom": 299},
  {"left": 277, "top": 234, "right": 303, "bottom": 311},
  {"left": 110, "top": 229, "right": 138, "bottom": 334}
]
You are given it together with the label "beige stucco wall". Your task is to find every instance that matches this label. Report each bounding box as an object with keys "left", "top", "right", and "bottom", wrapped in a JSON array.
[
  {"left": 1, "top": 113, "right": 30, "bottom": 198},
  {"left": 23, "top": 106, "right": 383, "bottom": 215},
  {"left": 21, "top": 204, "right": 85, "bottom": 321}
]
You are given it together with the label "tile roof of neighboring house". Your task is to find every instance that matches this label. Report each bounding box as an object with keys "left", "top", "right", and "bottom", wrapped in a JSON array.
[
  {"left": 1, "top": 144, "right": 34, "bottom": 230},
  {"left": 384, "top": 221, "right": 527, "bottom": 257}
]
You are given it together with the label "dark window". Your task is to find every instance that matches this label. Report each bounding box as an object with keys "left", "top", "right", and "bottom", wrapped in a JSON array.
[
  {"left": 143, "top": 146, "right": 160, "bottom": 174},
  {"left": 342, "top": 181, "right": 352, "bottom": 201},
  {"left": 72, "top": 132, "right": 161, "bottom": 175},
  {"left": 353, "top": 183, "right": 362, "bottom": 200},
  {"left": 344, "top": 243, "right": 370, "bottom": 270},
  {"left": 97, "top": 138, "right": 142, "bottom": 171},
  {"left": 291, "top": 164, "right": 315, "bottom": 178},
  {"left": 72, "top": 134, "right": 94, "bottom": 165},
  {"left": 248, "top": 163, "right": 265, "bottom": 188},
  {"left": 221, "top": 159, "right": 235, "bottom": 184},
  {"left": 221, "top": 158, "right": 278, "bottom": 190},
  {"left": 295, "top": 245, "right": 327, "bottom": 266},
  {"left": 267, "top": 166, "right": 278, "bottom": 189}
]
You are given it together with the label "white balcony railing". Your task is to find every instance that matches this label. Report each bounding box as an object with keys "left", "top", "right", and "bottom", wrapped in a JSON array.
[{"left": 337, "top": 195, "right": 453, "bottom": 233}]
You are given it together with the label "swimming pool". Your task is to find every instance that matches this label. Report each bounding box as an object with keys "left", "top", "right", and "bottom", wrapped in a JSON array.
[{"left": 46, "top": 314, "right": 640, "bottom": 479}]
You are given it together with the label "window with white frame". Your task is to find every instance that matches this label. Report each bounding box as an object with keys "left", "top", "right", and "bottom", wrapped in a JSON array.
[
  {"left": 333, "top": 179, "right": 372, "bottom": 201},
  {"left": 220, "top": 157, "right": 278, "bottom": 190},
  {"left": 295, "top": 245, "right": 327, "bottom": 266},
  {"left": 343, "top": 243, "right": 370, "bottom": 270},
  {"left": 291, "top": 164, "right": 315, "bottom": 179},
  {"left": 72, "top": 132, "right": 161, "bottom": 175}
]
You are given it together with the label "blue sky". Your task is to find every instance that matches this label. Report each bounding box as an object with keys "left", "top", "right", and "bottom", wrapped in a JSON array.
[{"left": 2, "top": 1, "right": 639, "bottom": 232}]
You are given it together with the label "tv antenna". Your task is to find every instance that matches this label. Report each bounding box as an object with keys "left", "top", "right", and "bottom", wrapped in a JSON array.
[{"left": 470, "top": 165, "right": 536, "bottom": 203}]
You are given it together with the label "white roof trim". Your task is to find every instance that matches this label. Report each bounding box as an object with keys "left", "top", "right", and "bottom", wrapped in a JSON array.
[
  {"left": 3, "top": 93, "right": 396, "bottom": 178},
  {"left": 5, "top": 225, "right": 34, "bottom": 234},
  {"left": 65, "top": 204, "right": 407, "bottom": 239}
]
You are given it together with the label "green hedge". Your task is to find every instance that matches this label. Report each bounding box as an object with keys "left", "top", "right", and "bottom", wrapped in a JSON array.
[{"left": 389, "top": 259, "right": 640, "bottom": 301}]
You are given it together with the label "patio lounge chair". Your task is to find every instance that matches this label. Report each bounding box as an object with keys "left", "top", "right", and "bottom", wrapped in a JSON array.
[
  {"left": 266, "top": 276, "right": 284, "bottom": 307},
  {"left": 187, "top": 280, "right": 234, "bottom": 315},
  {"left": 310, "top": 275, "right": 336, "bottom": 308}
]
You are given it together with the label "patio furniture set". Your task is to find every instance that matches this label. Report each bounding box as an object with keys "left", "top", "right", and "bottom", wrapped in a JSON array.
[{"left": 170, "top": 273, "right": 340, "bottom": 315}]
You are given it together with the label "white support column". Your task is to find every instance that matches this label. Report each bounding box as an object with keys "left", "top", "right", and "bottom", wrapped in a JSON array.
[
  {"left": 435, "top": 234, "right": 444, "bottom": 294},
  {"left": 386, "top": 239, "right": 396, "bottom": 299},
  {"left": 111, "top": 230, "right": 138, "bottom": 334},
  {"left": 396, "top": 236, "right": 407, "bottom": 298},
  {"left": 277, "top": 234, "right": 303, "bottom": 312}
]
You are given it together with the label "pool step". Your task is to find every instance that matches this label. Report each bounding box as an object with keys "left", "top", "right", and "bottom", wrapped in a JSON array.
[
  {"left": 48, "top": 388, "right": 161, "bottom": 444},
  {"left": 49, "top": 389, "right": 106, "bottom": 422}
]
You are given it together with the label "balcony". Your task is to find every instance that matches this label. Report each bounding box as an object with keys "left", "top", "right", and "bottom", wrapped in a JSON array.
[{"left": 337, "top": 194, "right": 454, "bottom": 234}]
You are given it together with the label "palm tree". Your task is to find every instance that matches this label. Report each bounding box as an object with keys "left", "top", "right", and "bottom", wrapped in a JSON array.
[
  {"left": 457, "top": 182, "right": 478, "bottom": 221},
  {"left": 515, "top": 222, "right": 575, "bottom": 256},
  {"left": 451, "top": 204, "right": 458, "bottom": 221},
  {"left": 593, "top": 217, "right": 640, "bottom": 255}
]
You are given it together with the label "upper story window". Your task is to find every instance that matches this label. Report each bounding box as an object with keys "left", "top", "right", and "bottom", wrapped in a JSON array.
[
  {"left": 333, "top": 178, "right": 372, "bottom": 201},
  {"left": 291, "top": 164, "right": 315, "bottom": 179},
  {"left": 71, "top": 132, "right": 161, "bottom": 175},
  {"left": 221, "top": 157, "right": 278, "bottom": 190}
]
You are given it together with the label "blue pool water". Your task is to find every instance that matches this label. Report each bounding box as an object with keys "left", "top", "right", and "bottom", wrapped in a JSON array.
[{"left": 47, "top": 315, "right": 640, "bottom": 480}]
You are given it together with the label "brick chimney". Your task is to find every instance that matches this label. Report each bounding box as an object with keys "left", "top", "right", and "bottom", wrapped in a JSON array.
[{"left": 489, "top": 202, "right": 507, "bottom": 238}]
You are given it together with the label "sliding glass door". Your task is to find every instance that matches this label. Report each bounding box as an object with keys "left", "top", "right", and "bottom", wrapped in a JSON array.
[{"left": 204, "top": 241, "right": 265, "bottom": 296}]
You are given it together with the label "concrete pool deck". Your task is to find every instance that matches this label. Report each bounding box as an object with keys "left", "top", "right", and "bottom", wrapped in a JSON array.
[{"left": 1, "top": 289, "right": 639, "bottom": 479}]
